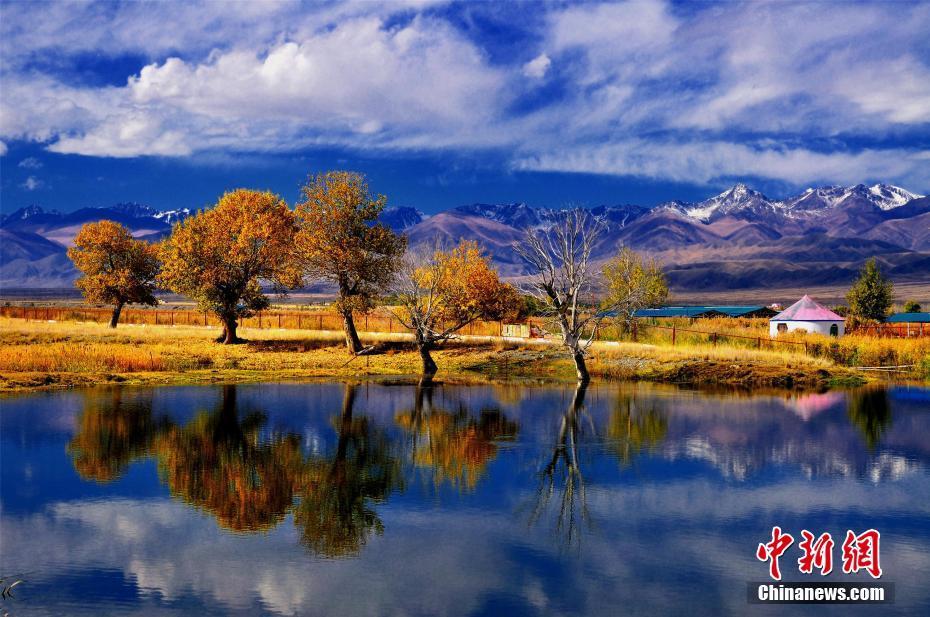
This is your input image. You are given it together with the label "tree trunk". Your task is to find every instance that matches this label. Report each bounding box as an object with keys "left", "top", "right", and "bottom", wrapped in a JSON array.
[
  {"left": 342, "top": 309, "right": 363, "bottom": 354},
  {"left": 572, "top": 349, "right": 590, "bottom": 384},
  {"left": 418, "top": 343, "right": 438, "bottom": 385},
  {"left": 109, "top": 302, "right": 124, "bottom": 328},
  {"left": 222, "top": 316, "right": 239, "bottom": 344}
]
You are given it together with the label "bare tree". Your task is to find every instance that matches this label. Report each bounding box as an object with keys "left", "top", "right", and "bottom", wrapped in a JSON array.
[{"left": 515, "top": 210, "right": 606, "bottom": 383}]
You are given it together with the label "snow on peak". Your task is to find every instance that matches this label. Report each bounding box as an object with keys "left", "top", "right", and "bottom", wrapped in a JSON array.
[
  {"left": 680, "top": 183, "right": 768, "bottom": 221},
  {"left": 867, "top": 184, "right": 923, "bottom": 210}
]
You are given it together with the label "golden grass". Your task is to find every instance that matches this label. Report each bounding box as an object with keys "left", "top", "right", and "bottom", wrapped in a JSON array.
[
  {"left": 601, "top": 316, "right": 930, "bottom": 376},
  {"left": 0, "top": 315, "right": 908, "bottom": 393}
]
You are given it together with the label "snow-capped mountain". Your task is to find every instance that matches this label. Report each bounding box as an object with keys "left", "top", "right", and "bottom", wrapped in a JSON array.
[
  {"left": 660, "top": 183, "right": 776, "bottom": 222},
  {"left": 661, "top": 182, "right": 923, "bottom": 223},
  {"left": 2, "top": 182, "right": 927, "bottom": 290},
  {"left": 782, "top": 184, "right": 922, "bottom": 214}
]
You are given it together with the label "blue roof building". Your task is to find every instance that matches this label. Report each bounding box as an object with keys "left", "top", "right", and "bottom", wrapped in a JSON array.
[
  {"left": 631, "top": 305, "right": 777, "bottom": 319},
  {"left": 886, "top": 312, "right": 930, "bottom": 323}
]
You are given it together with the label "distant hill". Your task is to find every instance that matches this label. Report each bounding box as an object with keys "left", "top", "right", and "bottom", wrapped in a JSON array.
[
  {"left": 2, "top": 184, "right": 928, "bottom": 292},
  {"left": 0, "top": 203, "right": 189, "bottom": 288}
]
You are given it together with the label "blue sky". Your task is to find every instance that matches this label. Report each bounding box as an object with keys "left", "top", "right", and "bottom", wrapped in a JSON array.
[{"left": 1, "top": 0, "right": 928, "bottom": 215}]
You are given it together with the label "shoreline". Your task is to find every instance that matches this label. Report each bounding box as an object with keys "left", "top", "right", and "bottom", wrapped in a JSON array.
[{"left": 0, "top": 318, "right": 882, "bottom": 394}]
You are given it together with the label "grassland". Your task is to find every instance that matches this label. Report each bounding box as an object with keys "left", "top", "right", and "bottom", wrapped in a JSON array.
[{"left": 3, "top": 316, "right": 917, "bottom": 393}]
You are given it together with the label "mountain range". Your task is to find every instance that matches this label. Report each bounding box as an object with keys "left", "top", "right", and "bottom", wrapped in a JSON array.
[{"left": 2, "top": 184, "right": 928, "bottom": 292}]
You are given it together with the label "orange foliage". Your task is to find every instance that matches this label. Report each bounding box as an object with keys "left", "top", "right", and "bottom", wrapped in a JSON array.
[
  {"left": 159, "top": 189, "right": 301, "bottom": 342},
  {"left": 67, "top": 220, "right": 159, "bottom": 324}
]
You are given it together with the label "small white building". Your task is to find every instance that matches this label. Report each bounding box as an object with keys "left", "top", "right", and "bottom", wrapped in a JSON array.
[{"left": 769, "top": 295, "right": 845, "bottom": 337}]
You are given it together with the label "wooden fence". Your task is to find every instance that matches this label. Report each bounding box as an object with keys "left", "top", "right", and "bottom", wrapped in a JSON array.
[
  {"left": 0, "top": 305, "right": 507, "bottom": 337},
  {"left": 0, "top": 304, "right": 862, "bottom": 353},
  {"left": 848, "top": 323, "right": 929, "bottom": 338}
]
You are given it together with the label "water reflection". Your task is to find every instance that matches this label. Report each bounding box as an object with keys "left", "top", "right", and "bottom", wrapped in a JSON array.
[
  {"left": 294, "top": 384, "right": 402, "bottom": 557},
  {"left": 529, "top": 383, "right": 592, "bottom": 548},
  {"left": 64, "top": 383, "right": 522, "bottom": 557},
  {"left": 608, "top": 392, "right": 668, "bottom": 466},
  {"left": 396, "top": 385, "right": 518, "bottom": 490},
  {"left": 62, "top": 382, "right": 925, "bottom": 555},
  {"left": 1, "top": 382, "right": 928, "bottom": 615},
  {"left": 847, "top": 388, "right": 892, "bottom": 451}
]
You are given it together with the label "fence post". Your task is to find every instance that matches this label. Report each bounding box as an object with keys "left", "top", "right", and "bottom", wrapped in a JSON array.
[
  {"left": 804, "top": 342, "right": 809, "bottom": 354},
  {"left": 278, "top": 313, "right": 282, "bottom": 329},
  {"left": 712, "top": 332, "right": 717, "bottom": 346},
  {"left": 757, "top": 337, "right": 761, "bottom": 349},
  {"left": 671, "top": 326, "right": 676, "bottom": 346},
  {"left": 171, "top": 311, "right": 175, "bottom": 326},
  {"left": 632, "top": 321, "right": 638, "bottom": 342},
  {"left": 318, "top": 315, "right": 323, "bottom": 330}
]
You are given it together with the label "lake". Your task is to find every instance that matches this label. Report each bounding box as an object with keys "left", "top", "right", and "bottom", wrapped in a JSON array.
[{"left": 1, "top": 382, "right": 928, "bottom": 616}]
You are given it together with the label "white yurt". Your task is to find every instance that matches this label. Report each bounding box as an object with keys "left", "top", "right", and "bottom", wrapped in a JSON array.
[{"left": 769, "top": 295, "right": 845, "bottom": 337}]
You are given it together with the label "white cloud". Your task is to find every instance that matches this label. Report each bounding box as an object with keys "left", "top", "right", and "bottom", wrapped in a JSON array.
[
  {"left": 17, "top": 156, "right": 42, "bottom": 169},
  {"left": 522, "top": 53, "right": 551, "bottom": 79},
  {"left": 514, "top": 141, "right": 930, "bottom": 188},
  {"left": 20, "top": 175, "right": 44, "bottom": 190},
  {"left": 0, "top": 0, "right": 928, "bottom": 190},
  {"left": 0, "top": 140, "right": 7, "bottom": 156}
]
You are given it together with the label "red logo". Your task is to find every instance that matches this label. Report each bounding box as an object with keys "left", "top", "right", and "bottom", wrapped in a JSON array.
[
  {"left": 841, "top": 529, "right": 882, "bottom": 579},
  {"left": 758, "top": 528, "right": 882, "bottom": 580},
  {"left": 797, "top": 530, "right": 834, "bottom": 575},
  {"left": 756, "top": 526, "right": 794, "bottom": 581}
]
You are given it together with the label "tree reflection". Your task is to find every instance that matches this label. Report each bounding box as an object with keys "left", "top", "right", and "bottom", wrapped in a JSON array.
[
  {"left": 529, "top": 383, "right": 591, "bottom": 549},
  {"left": 67, "top": 389, "right": 167, "bottom": 482},
  {"left": 608, "top": 394, "right": 668, "bottom": 466},
  {"left": 154, "top": 385, "right": 303, "bottom": 532},
  {"left": 847, "top": 388, "right": 892, "bottom": 451},
  {"left": 293, "top": 384, "right": 403, "bottom": 557},
  {"left": 396, "top": 385, "right": 518, "bottom": 490}
]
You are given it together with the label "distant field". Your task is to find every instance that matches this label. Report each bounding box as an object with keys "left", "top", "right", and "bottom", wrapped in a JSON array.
[
  {"left": 667, "top": 281, "right": 930, "bottom": 307},
  {"left": 3, "top": 281, "right": 928, "bottom": 309}
]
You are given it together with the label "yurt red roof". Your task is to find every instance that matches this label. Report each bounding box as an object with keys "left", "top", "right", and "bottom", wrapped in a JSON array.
[{"left": 771, "top": 295, "right": 844, "bottom": 321}]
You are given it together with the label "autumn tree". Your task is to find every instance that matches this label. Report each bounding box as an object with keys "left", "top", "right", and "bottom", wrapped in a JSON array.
[
  {"left": 602, "top": 247, "right": 669, "bottom": 327},
  {"left": 846, "top": 258, "right": 894, "bottom": 321},
  {"left": 159, "top": 189, "right": 301, "bottom": 344},
  {"left": 391, "top": 240, "right": 521, "bottom": 384},
  {"left": 295, "top": 171, "right": 406, "bottom": 354},
  {"left": 67, "top": 220, "right": 160, "bottom": 327},
  {"left": 516, "top": 210, "right": 606, "bottom": 383}
]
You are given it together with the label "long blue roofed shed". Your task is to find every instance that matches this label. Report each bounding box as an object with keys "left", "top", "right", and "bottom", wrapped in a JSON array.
[
  {"left": 886, "top": 312, "right": 930, "bottom": 323},
  {"left": 631, "top": 305, "right": 777, "bottom": 319}
]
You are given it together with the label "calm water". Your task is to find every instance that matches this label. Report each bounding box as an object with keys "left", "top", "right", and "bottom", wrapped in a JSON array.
[{"left": 1, "top": 382, "right": 928, "bottom": 616}]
